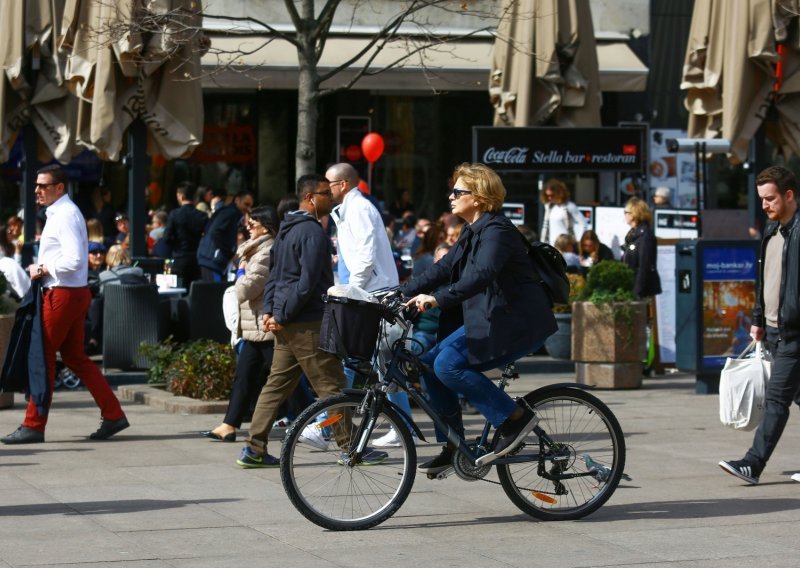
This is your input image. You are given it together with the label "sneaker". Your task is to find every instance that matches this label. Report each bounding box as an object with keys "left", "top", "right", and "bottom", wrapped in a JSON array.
[
  {"left": 1, "top": 426, "right": 44, "bottom": 445},
  {"left": 719, "top": 459, "right": 761, "bottom": 485},
  {"left": 237, "top": 447, "right": 279, "bottom": 468},
  {"left": 418, "top": 446, "right": 454, "bottom": 475},
  {"left": 298, "top": 423, "right": 332, "bottom": 451},
  {"left": 373, "top": 428, "right": 417, "bottom": 448},
  {"left": 476, "top": 406, "right": 537, "bottom": 466},
  {"left": 272, "top": 417, "right": 291, "bottom": 428},
  {"left": 89, "top": 417, "right": 130, "bottom": 440},
  {"left": 338, "top": 447, "right": 389, "bottom": 466}
]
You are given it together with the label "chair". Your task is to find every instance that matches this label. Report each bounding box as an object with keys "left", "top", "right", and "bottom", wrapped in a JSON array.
[
  {"left": 175, "top": 281, "right": 232, "bottom": 344},
  {"left": 102, "top": 284, "right": 163, "bottom": 371}
]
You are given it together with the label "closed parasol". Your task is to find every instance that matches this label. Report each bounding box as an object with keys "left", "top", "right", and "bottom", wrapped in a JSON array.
[{"left": 490, "top": 0, "right": 601, "bottom": 127}]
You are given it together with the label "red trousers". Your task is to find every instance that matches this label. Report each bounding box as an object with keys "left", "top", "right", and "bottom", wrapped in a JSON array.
[{"left": 23, "top": 287, "right": 125, "bottom": 431}]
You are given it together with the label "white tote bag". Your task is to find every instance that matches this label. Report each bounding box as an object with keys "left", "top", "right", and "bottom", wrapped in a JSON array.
[{"left": 719, "top": 340, "right": 771, "bottom": 431}]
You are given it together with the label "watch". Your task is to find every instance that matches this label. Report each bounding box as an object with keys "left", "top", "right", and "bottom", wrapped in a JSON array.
[{"left": 37, "top": 264, "right": 43, "bottom": 277}]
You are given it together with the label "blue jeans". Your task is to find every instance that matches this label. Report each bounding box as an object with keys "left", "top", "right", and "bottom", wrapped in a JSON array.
[{"left": 421, "top": 326, "right": 540, "bottom": 443}]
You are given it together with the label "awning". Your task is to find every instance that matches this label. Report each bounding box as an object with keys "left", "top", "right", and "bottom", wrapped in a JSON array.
[
  {"left": 596, "top": 42, "right": 648, "bottom": 92},
  {"left": 201, "top": 35, "right": 648, "bottom": 93}
]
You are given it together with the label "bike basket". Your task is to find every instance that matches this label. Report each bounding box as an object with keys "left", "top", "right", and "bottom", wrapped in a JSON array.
[{"left": 319, "top": 295, "right": 383, "bottom": 360}]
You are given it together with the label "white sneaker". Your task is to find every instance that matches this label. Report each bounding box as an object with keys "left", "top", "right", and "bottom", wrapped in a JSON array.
[
  {"left": 373, "top": 428, "right": 417, "bottom": 448},
  {"left": 791, "top": 473, "right": 800, "bottom": 482},
  {"left": 298, "top": 423, "right": 331, "bottom": 451},
  {"left": 272, "top": 416, "right": 291, "bottom": 428}
]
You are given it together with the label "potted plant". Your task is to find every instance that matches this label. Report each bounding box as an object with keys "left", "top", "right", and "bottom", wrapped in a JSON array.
[
  {"left": 544, "top": 272, "right": 586, "bottom": 360},
  {"left": 571, "top": 261, "right": 648, "bottom": 388},
  {"left": 0, "top": 274, "right": 18, "bottom": 409}
]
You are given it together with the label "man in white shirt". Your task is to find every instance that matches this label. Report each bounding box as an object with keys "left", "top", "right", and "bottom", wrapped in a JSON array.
[
  {"left": 1, "top": 165, "right": 129, "bottom": 444},
  {"left": 327, "top": 163, "right": 398, "bottom": 292}
]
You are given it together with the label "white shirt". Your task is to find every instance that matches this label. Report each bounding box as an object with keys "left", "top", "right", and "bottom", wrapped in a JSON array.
[
  {"left": 39, "top": 194, "right": 89, "bottom": 288},
  {"left": 542, "top": 201, "right": 586, "bottom": 246},
  {"left": 0, "top": 256, "right": 31, "bottom": 298},
  {"left": 331, "top": 190, "right": 398, "bottom": 292}
]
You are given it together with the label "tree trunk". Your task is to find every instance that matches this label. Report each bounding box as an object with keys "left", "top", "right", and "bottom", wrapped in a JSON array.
[{"left": 296, "top": 56, "right": 319, "bottom": 178}]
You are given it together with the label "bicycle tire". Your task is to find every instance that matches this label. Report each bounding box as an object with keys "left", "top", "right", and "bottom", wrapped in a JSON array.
[
  {"left": 496, "top": 387, "right": 625, "bottom": 521},
  {"left": 280, "top": 392, "right": 417, "bottom": 530}
]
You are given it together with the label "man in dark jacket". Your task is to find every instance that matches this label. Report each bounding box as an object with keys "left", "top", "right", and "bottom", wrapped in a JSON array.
[
  {"left": 720, "top": 165, "right": 800, "bottom": 485},
  {"left": 162, "top": 182, "right": 208, "bottom": 289},
  {"left": 236, "top": 174, "right": 385, "bottom": 468},
  {"left": 197, "top": 190, "right": 253, "bottom": 282}
]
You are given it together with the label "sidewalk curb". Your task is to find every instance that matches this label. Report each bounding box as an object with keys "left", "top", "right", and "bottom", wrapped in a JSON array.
[{"left": 118, "top": 384, "right": 227, "bottom": 414}]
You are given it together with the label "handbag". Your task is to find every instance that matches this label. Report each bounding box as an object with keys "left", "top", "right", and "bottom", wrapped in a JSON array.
[{"left": 719, "top": 340, "right": 771, "bottom": 431}]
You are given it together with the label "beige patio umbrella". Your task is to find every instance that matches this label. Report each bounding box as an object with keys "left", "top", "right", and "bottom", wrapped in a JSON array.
[
  {"left": 490, "top": 0, "right": 601, "bottom": 127},
  {"left": 0, "top": 0, "right": 78, "bottom": 164},
  {"left": 681, "top": 0, "right": 779, "bottom": 163},
  {"left": 60, "top": 0, "right": 205, "bottom": 161}
]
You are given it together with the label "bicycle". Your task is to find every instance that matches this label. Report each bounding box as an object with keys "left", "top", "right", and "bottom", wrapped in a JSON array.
[{"left": 279, "top": 289, "right": 626, "bottom": 530}]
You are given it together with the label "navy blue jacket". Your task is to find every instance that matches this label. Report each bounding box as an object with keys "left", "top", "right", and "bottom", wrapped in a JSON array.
[
  {"left": 0, "top": 280, "right": 48, "bottom": 415},
  {"left": 403, "top": 211, "right": 556, "bottom": 365},
  {"left": 262, "top": 212, "right": 333, "bottom": 325},
  {"left": 197, "top": 202, "right": 241, "bottom": 274}
]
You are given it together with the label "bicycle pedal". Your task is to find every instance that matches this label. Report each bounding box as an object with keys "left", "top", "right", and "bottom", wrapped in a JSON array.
[{"left": 426, "top": 467, "right": 454, "bottom": 480}]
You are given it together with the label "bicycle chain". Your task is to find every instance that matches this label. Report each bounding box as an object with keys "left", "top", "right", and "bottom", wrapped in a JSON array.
[{"left": 455, "top": 444, "right": 563, "bottom": 496}]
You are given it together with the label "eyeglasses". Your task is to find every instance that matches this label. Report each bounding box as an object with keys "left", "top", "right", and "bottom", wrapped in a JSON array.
[
  {"left": 246, "top": 218, "right": 262, "bottom": 227},
  {"left": 449, "top": 188, "right": 472, "bottom": 199},
  {"left": 623, "top": 210, "right": 632, "bottom": 215},
  {"left": 312, "top": 190, "right": 333, "bottom": 197},
  {"left": 35, "top": 182, "right": 57, "bottom": 189}
]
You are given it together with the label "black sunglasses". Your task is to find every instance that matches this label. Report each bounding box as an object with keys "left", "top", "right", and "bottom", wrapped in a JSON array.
[{"left": 448, "top": 188, "right": 472, "bottom": 199}]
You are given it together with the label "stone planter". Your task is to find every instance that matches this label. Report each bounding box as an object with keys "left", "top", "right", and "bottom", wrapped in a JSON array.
[
  {"left": 545, "top": 313, "right": 572, "bottom": 360},
  {"left": 571, "top": 301, "right": 648, "bottom": 388},
  {"left": 0, "top": 313, "right": 15, "bottom": 409}
]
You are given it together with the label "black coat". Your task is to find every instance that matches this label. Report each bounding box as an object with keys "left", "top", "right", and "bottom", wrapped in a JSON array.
[
  {"left": 262, "top": 212, "right": 333, "bottom": 325},
  {"left": 753, "top": 209, "right": 800, "bottom": 340},
  {"left": 0, "top": 280, "right": 48, "bottom": 415},
  {"left": 403, "top": 212, "right": 556, "bottom": 365},
  {"left": 622, "top": 222, "right": 662, "bottom": 298},
  {"left": 163, "top": 204, "right": 207, "bottom": 259}
]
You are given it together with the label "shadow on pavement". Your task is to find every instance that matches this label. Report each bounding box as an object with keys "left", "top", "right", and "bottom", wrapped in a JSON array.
[
  {"left": 584, "top": 498, "right": 800, "bottom": 521},
  {"left": 0, "top": 498, "right": 241, "bottom": 516}
]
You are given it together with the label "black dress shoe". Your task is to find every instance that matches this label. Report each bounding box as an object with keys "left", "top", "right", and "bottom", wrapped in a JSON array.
[
  {"left": 89, "top": 417, "right": 130, "bottom": 440},
  {"left": 199, "top": 430, "right": 236, "bottom": 442},
  {"left": 1, "top": 426, "right": 44, "bottom": 444}
]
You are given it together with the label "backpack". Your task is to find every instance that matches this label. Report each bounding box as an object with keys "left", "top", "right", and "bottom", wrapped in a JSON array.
[{"left": 519, "top": 234, "right": 570, "bottom": 305}]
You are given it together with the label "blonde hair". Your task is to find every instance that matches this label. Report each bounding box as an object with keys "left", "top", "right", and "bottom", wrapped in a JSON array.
[
  {"left": 554, "top": 233, "right": 576, "bottom": 254},
  {"left": 541, "top": 178, "right": 570, "bottom": 205},
  {"left": 625, "top": 197, "right": 652, "bottom": 225},
  {"left": 452, "top": 163, "right": 506, "bottom": 212},
  {"left": 86, "top": 218, "right": 104, "bottom": 243},
  {"left": 106, "top": 245, "right": 131, "bottom": 268}
]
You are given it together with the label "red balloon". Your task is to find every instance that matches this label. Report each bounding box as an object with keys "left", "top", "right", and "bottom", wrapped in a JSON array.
[
  {"left": 358, "top": 179, "right": 370, "bottom": 194},
  {"left": 361, "top": 133, "right": 385, "bottom": 163}
]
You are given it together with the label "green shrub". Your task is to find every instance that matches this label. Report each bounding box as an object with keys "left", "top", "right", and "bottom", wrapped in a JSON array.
[
  {"left": 138, "top": 337, "right": 177, "bottom": 384},
  {"left": 581, "top": 260, "right": 635, "bottom": 304},
  {"left": 139, "top": 338, "right": 236, "bottom": 400}
]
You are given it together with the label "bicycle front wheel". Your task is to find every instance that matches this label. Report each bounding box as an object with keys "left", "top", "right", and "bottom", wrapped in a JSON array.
[
  {"left": 280, "top": 392, "right": 417, "bottom": 530},
  {"left": 496, "top": 387, "right": 626, "bottom": 521}
]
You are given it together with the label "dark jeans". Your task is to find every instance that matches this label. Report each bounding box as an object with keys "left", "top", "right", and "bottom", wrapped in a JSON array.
[
  {"left": 421, "top": 326, "right": 541, "bottom": 444},
  {"left": 745, "top": 326, "right": 800, "bottom": 469}
]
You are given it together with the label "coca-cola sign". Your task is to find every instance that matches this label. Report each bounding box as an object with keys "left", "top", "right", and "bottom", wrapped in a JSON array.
[{"left": 473, "top": 126, "right": 645, "bottom": 173}]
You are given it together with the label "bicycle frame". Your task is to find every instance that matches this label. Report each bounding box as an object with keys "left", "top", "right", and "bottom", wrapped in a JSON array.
[{"left": 350, "top": 309, "right": 578, "bottom": 476}]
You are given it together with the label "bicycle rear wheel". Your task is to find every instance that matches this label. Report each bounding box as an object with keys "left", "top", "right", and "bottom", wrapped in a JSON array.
[
  {"left": 280, "top": 392, "right": 417, "bottom": 530},
  {"left": 496, "top": 387, "right": 625, "bottom": 521}
]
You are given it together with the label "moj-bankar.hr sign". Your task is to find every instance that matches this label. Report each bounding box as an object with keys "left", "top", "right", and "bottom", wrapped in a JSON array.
[{"left": 472, "top": 126, "right": 646, "bottom": 173}]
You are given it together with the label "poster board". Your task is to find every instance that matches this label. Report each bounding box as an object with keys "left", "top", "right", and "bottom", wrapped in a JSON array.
[{"left": 655, "top": 243, "right": 677, "bottom": 364}]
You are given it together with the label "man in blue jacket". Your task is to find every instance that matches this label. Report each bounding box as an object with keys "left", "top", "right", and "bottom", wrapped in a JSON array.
[
  {"left": 236, "top": 174, "right": 385, "bottom": 467},
  {"left": 197, "top": 190, "right": 253, "bottom": 282}
]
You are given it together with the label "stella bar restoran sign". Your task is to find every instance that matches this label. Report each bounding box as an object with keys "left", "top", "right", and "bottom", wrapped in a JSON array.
[{"left": 472, "top": 126, "right": 645, "bottom": 173}]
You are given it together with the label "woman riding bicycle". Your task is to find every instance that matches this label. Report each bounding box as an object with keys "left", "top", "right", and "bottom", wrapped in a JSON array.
[{"left": 403, "top": 163, "right": 557, "bottom": 475}]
